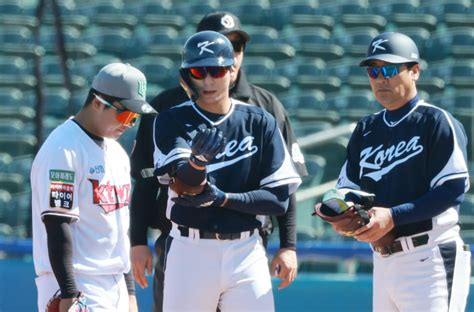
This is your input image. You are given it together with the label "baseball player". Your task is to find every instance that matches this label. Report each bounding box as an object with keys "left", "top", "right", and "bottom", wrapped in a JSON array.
[
  {"left": 152, "top": 31, "right": 301, "bottom": 311},
  {"left": 130, "top": 11, "right": 307, "bottom": 311},
  {"left": 335, "top": 32, "right": 471, "bottom": 311},
  {"left": 31, "top": 63, "right": 157, "bottom": 311}
]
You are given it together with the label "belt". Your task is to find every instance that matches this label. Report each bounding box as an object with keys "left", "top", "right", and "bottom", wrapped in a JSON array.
[
  {"left": 177, "top": 225, "right": 255, "bottom": 240},
  {"left": 373, "top": 234, "right": 429, "bottom": 257}
]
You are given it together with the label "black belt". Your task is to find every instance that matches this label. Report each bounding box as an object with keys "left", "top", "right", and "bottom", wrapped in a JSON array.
[
  {"left": 177, "top": 226, "right": 255, "bottom": 240},
  {"left": 373, "top": 234, "right": 429, "bottom": 257}
]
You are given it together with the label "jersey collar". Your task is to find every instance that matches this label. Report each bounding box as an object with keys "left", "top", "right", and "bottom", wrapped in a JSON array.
[{"left": 383, "top": 95, "right": 420, "bottom": 127}]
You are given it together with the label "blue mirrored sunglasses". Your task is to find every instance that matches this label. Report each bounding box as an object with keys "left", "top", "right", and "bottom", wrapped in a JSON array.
[{"left": 366, "top": 64, "right": 402, "bottom": 79}]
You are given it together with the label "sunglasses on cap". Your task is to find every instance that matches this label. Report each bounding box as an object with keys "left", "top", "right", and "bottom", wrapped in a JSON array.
[
  {"left": 93, "top": 93, "right": 140, "bottom": 128},
  {"left": 366, "top": 64, "right": 405, "bottom": 79},
  {"left": 188, "top": 66, "right": 230, "bottom": 80}
]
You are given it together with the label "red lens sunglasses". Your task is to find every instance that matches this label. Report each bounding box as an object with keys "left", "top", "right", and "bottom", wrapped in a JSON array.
[{"left": 188, "top": 66, "right": 230, "bottom": 80}]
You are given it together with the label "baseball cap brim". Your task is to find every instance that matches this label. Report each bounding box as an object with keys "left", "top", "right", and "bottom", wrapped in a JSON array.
[
  {"left": 359, "top": 54, "right": 418, "bottom": 66},
  {"left": 120, "top": 99, "right": 157, "bottom": 114},
  {"left": 222, "top": 29, "right": 250, "bottom": 42}
]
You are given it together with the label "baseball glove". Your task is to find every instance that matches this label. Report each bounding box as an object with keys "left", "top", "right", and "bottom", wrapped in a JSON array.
[
  {"left": 312, "top": 188, "right": 374, "bottom": 236},
  {"left": 45, "top": 290, "right": 88, "bottom": 312},
  {"left": 169, "top": 176, "right": 206, "bottom": 196}
]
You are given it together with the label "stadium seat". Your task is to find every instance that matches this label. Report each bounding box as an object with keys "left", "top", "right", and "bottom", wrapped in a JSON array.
[
  {"left": 276, "top": 57, "right": 326, "bottom": 81},
  {"left": 241, "top": 56, "right": 276, "bottom": 76},
  {"left": 390, "top": 13, "right": 438, "bottom": 31},
  {"left": 81, "top": 27, "right": 132, "bottom": 58},
  {"left": 333, "top": 27, "right": 379, "bottom": 58},
  {"left": 290, "top": 14, "right": 335, "bottom": 32},
  {"left": 0, "top": 173, "right": 24, "bottom": 194},
  {"left": 268, "top": 0, "right": 319, "bottom": 29},
  {"left": 41, "top": 88, "right": 72, "bottom": 118},
  {"left": 279, "top": 90, "right": 326, "bottom": 112},
  {"left": 0, "top": 14, "right": 38, "bottom": 31},
  {"left": 0, "top": 56, "right": 29, "bottom": 76},
  {"left": 0, "top": 26, "right": 33, "bottom": 44},
  {"left": 246, "top": 43, "right": 296, "bottom": 61},
  {"left": 0, "top": 74, "right": 36, "bottom": 91},
  {"left": 0, "top": 88, "right": 23, "bottom": 107},
  {"left": 445, "top": 13, "right": 474, "bottom": 28},
  {"left": 425, "top": 28, "right": 474, "bottom": 61},
  {"left": 94, "top": 14, "right": 138, "bottom": 30},
  {"left": 0, "top": 134, "right": 37, "bottom": 157},
  {"left": 370, "top": 0, "right": 420, "bottom": 15},
  {"left": 246, "top": 74, "right": 291, "bottom": 94},
  {"left": 42, "top": 14, "right": 89, "bottom": 31},
  {"left": 242, "top": 26, "right": 279, "bottom": 44},
  {"left": 130, "top": 55, "right": 177, "bottom": 89},
  {"left": 221, "top": 1, "right": 272, "bottom": 25},
  {"left": 295, "top": 122, "right": 333, "bottom": 139},
  {"left": 340, "top": 14, "right": 387, "bottom": 31},
  {"left": 420, "top": 0, "right": 471, "bottom": 22},
  {"left": 142, "top": 14, "right": 186, "bottom": 31},
  {"left": 280, "top": 26, "right": 331, "bottom": 49}
]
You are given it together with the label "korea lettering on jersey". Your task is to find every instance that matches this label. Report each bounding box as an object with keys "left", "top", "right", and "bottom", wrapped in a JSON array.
[
  {"left": 153, "top": 99, "right": 301, "bottom": 233},
  {"left": 31, "top": 119, "right": 131, "bottom": 276},
  {"left": 337, "top": 100, "right": 469, "bottom": 231}
]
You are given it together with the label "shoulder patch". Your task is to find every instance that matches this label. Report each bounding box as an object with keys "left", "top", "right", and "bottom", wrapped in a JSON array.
[
  {"left": 49, "top": 182, "right": 74, "bottom": 209},
  {"left": 49, "top": 170, "right": 75, "bottom": 183}
]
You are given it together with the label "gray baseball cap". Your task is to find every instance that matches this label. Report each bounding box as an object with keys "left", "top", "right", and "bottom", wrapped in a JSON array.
[
  {"left": 92, "top": 63, "right": 157, "bottom": 114},
  {"left": 359, "top": 32, "right": 420, "bottom": 66},
  {"left": 197, "top": 12, "right": 250, "bottom": 43}
]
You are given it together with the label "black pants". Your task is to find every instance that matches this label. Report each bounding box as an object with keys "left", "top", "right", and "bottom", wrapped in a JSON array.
[{"left": 152, "top": 233, "right": 167, "bottom": 312}]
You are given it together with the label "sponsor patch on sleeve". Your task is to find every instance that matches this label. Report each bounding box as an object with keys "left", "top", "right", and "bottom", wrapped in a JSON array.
[
  {"left": 49, "top": 182, "right": 74, "bottom": 209},
  {"left": 49, "top": 169, "right": 75, "bottom": 183}
]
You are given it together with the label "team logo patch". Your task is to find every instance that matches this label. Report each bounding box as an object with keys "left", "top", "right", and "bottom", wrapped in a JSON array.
[
  {"left": 137, "top": 80, "right": 146, "bottom": 97},
  {"left": 49, "top": 182, "right": 74, "bottom": 209},
  {"left": 220, "top": 15, "right": 235, "bottom": 29},
  {"left": 49, "top": 169, "right": 75, "bottom": 183},
  {"left": 89, "top": 179, "right": 131, "bottom": 213}
]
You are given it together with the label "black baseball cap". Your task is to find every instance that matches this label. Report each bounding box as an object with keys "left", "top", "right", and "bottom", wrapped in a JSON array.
[
  {"left": 197, "top": 12, "right": 251, "bottom": 43},
  {"left": 359, "top": 32, "right": 420, "bottom": 66}
]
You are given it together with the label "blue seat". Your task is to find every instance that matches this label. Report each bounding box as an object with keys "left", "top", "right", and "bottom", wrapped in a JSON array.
[
  {"left": 0, "top": 88, "right": 23, "bottom": 106},
  {"left": 0, "top": 26, "right": 32, "bottom": 44},
  {"left": 333, "top": 27, "right": 379, "bottom": 58},
  {"left": 131, "top": 55, "right": 177, "bottom": 89},
  {"left": 242, "top": 56, "right": 276, "bottom": 76},
  {"left": 82, "top": 27, "right": 132, "bottom": 58},
  {"left": 371, "top": 0, "right": 419, "bottom": 15},
  {"left": 280, "top": 26, "right": 331, "bottom": 49}
]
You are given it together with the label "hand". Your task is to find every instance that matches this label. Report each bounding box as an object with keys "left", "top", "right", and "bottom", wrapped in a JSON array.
[
  {"left": 353, "top": 207, "right": 394, "bottom": 243},
  {"left": 58, "top": 294, "right": 87, "bottom": 312},
  {"left": 131, "top": 245, "right": 153, "bottom": 288},
  {"left": 129, "top": 295, "right": 138, "bottom": 312},
  {"left": 271, "top": 248, "right": 297, "bottom": 289},
  {"left": 190, "top": 128, "right": 226, "bottom": 168},
  {"left": 59, "top": 298, "right": 75, "bottom": 312},
  {"left": 171, "top": 183, "right": 227, "bottom": 207}
]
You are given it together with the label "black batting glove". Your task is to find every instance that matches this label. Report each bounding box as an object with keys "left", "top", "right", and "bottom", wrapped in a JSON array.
[
  {"left": 190, "top": 127, "right": 226, "bottom": 168},
  {"left": 171, "top": 183, "right": 227, "bottom": 208}
]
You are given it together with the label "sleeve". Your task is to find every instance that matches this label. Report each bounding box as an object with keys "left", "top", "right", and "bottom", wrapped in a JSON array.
[
  {"left": 428, "top": 112, "right": 469, "bottom": 190},
  {"left": 276, "top": 193, "right": 297, "bottom": 249},
  {"left": 35, "top": 147, "right": 81, "bottom": 221},
  {"left": 153, "top": 111, "right": 192, "bottom": 180},
  {"left": 336, "top": 122, "right": 364, "bottom": 190},
  {"left": 259, "top": 112, "right": 302, "bottom": 194}
]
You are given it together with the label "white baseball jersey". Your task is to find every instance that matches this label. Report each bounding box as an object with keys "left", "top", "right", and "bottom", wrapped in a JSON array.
[{"left": 31, "top": 119, "right": 131, "bottom": 276}]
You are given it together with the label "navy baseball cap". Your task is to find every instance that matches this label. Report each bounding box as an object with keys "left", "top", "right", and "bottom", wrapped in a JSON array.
[
  {"left": 197, "top": 12, "right": 251, "bottom": 43},
  {"left": 359, "top": 32, "right": 420, "bottom": 66}
]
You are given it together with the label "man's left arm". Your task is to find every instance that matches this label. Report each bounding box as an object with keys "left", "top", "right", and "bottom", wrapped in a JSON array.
[{"left": 267, "top": 96, "right": 306, "bottom": 289}]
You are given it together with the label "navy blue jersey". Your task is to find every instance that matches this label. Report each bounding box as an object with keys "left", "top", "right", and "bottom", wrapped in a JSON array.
[
  {"left": 337, "top": 99, "right": 469, "bottom": 235},
  {"left": 153, "top": 98, "right": 301, "bottom": 233}
]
